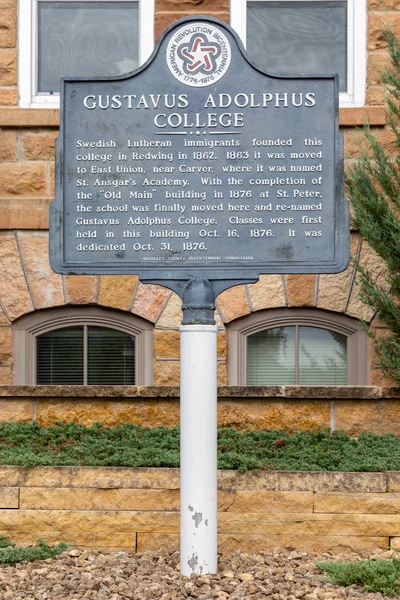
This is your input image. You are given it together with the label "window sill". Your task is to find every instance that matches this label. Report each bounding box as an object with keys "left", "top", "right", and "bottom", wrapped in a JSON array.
[
  {"left": 0, "top": 106, "right": 388, "bottom": 128},
  {"left": 0, "top": 385, "right": 399, "bottom": 399}
]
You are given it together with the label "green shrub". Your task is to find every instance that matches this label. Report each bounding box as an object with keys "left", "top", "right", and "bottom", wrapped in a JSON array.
[
  {"left": 318, "top": 557, "right": 400, "bottom": 596},
  {"left": 0, "top": 537, "right": 69, "bottom": 565},
  {"left": 0, "top": 422, "right": 400, "bottom": 471}
]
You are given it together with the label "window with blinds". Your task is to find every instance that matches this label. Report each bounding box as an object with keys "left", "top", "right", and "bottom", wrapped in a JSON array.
[
  {"left": 247, "top": 325, "right": 347, "bottom": 385},
  {"left": 36, "top": 325, "right": 135, "bottom": 385}
]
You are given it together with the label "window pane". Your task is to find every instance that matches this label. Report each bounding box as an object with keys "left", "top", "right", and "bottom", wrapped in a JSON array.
[
  {"left": 247, "top": 326, "right": 295, "bottom": 384},
  {"left": 37, "top": 1, "right": 139, "bottom": 93},
  {"left": 37, "top": 326, "right": 84, "bottom": 384},
  {"left": 87, "top": 326, "right": 135, "bottom": 385},
  {"left": 247, "top": 1, "right": 347, "bottom": 92},
  {"left": 298, "top": 326, "right": 347, "bottom": 384}
]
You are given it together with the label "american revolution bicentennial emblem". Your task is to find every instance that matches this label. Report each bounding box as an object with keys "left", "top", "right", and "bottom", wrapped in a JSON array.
[{"left": 167, "top": 23, "right": 231, "bottom": 87}]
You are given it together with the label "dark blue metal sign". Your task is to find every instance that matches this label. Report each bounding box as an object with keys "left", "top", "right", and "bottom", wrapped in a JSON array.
[{"left": 50, "top": 16, "right": 349, "bottom": 282}]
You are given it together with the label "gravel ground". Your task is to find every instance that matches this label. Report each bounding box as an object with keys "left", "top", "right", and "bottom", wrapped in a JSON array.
[{"left": 0, "top": 547, "right": 396, "bottom": 600}]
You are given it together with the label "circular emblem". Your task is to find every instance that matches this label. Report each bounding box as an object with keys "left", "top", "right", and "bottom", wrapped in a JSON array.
[{"left": 167, "top": 23, "right": 231, "bottom": 87}]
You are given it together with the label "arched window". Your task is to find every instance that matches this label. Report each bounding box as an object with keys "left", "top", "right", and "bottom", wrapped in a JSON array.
[
  {"left": 14, "top": 307, "right": 153, "bottom": 385},
  {"left": 227, "top": 309, "right": 367, "bottom": 385}
]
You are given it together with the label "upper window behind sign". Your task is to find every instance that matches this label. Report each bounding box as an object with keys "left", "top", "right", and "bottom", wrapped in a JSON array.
[
  {"left": 19, "top": 0, "right": 154, "bottom": 108},
  {"left": 231, "top": 0, "right": 367, "bottom": 107}
]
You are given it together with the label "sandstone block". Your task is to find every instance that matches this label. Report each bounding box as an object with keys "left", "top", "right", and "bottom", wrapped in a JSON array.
[
  {"left": 317, "top": 234, "right": 359, "bottom": 312},
  {"left": 132, "top": 283, "right": 171, "bottom": 323},
  {"left": 390, "top": 537, "right": 400, "bottom": 549},
  {"left": 14, "top": 488, "right": 235, "bottom": 513},
  {"left": 155, "top": 12, "right": 229, "bottom": 41},
  {"left": 137, "top": 532, "right": 388, "bottom": 554},
  {"left": 0, "top": 10, "right": 15, "bottom": 47},
  {"left": 48, "top": 160, "right": 55, "bottom": 196},
  {"left": 153, "top": 360, "right": 180, "bottom": 386},
  {"left": 10, "top": 530, "right": 95, "bottom": 547},
  {"left": 367, "top": 53, "right": 391, "bottom": 87},
  {"left": 20, "top": 487, "right": 181, "bottom": 511},
  {"left": 264, "top": 400, "right": 330, "bottom": 432},
  {"left": 17, "top": 232, "right": 64, "bottom": 309},
  {"left": 370, "top": 368, "right": 396, "bottom": 386},
  {"left": 0, "top": 162, "right": 47, "bottom": 195},
  {"left": 0, "top": 366, "right": 11, "bottom": 384},
  {"left": 64, "top": 275, "right": 97, "bottom": 304},
  {"left": 0, "top": 466, "right": 181, "bottom": 489},
  {"left": 0, "top": 233, "right": 34, "bottom": 319},
  {"left": 217, "top": 332, "right": 226, "bottom": 358},
  {"left": 369, "top": 0, "right": 400, "bottom": 7},
  {"left": 0, "top": 325, "right": 11, "bottom": 362},
  {"left": 247, "top": 275, "right": 285, "bottom": 311},
  {"left": 0, "top": 128, "right": 17, "bottom": 160},
  {"left": 22, "top": 131, "right": 58, "bottom": 160},
  {"left": 98, "top": 275, "right": 138, "bottom": 311},
  {"left": 0, "top": 399, "right": 33, "bottom": 420},
  {"left": 0, "top": 198, "right": 50, "bottom": 230},
  {"left": 157, "top": 0, "right": 229, "bottom": 12},
  {"left": 314, "top": 492, "right": 400, "bottom": 514},
  {"left": 94, "top": 532, "right": 137, "bottom": 547},
  {"left": 137, "top": 532, "right": 178, "bottom": 552},
  {"left": 286, "top": 274, "right": 315, "bottom": 306},
  {"left": 217, "top": 285, "right": 250, "bottom": 323},
  {"left": 227, "top": 490, "right": 313, "bottom": 513},
  {"left": 366, "top": 87, "right": 386, "bottom": 106},
  {"left": 36, "top": 399, "right": 181, "bottom": 428},
  {"left": 217, "top": 360, "right": 227, "bottom": 385},
  {"left": 368, "top": 14, "right": 400, "bottom": 51},
  {"left": 0, "top": 48, "right": 15, "bottom": 84},
  {"left": 216, "top": 399, "right": 330, "bottom": 432},
  {"left": 154, "top": 330, "right": 180, "bottom": 359},
  {"left": 0, "top": 487, "right": 18, "bottom": 508},
  {"left": 344, "top": 128, "right": 397, "bottom": 159},
  {"left": 218, "top": 511, "right": 400, "bottom": 537},
  {"left": 153, "top": 291, "right": 181, "bottom": 328},
  {"left": 218, "top": 470, "right": 278, "bottom": 491},
  {"left": 276, "top": 471, "right": 387, "bottom": 493},
  {"left": 0, "top": 87, "right": 17, "bottom": 104},
  {"left": 335, "top": 400, "right": 400, "bottom": 435},
  {"left": 0, "top": 0, "right": 16, "bottom": 7},
  {"left": 0, "top": 509, "right": 180, "bottom": 533},
  {"left": 387, "top": 473, "right": 400, "bottom": 492},
  {"left": 339, "top": 106, "right": 386, "bottom": 127},
  {"left": 346, "top": 240, "right": 389, "bottom": 321}
]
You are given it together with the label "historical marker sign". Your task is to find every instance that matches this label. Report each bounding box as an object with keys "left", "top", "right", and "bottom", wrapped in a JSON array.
[{"left": 50, "top": 16, "right": 349, "bottom": 279}]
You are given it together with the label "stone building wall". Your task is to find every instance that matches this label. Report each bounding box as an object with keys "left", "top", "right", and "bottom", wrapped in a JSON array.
[{"left": 0, "top": 0, "right": 397, "bottom": 388}]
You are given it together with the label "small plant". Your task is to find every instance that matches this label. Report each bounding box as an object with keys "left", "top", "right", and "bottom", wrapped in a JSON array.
[
  {"left": 318, "top": 557, "right": 400, "bottom": 596},
  {"left": 0, "top": 537, "right": 69, "bottom": 565}
]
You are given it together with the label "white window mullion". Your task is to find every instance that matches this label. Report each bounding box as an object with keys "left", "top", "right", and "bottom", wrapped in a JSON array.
[
  {"left": 18, "top": 0, "right": 34, "bottom": 108},
  {"left": 139, "top": 0, "right": 154, "bottom": 65}
]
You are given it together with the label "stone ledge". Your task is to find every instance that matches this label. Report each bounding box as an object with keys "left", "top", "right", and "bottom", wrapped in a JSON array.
[
  {"left": 0, "top": 385, "right": 398, "bottom": 399},
  {"left": 339, "top": 106, "right": 386, "bottom": 126},
  {"left": 0, "top": 108, "right": 59, "bottom": 127},
  {"left": 0, "top": 106, "right": 387, "bottom": 128},
  {"left": 0, "top": 466, "right": 391, "bottom": 492}
]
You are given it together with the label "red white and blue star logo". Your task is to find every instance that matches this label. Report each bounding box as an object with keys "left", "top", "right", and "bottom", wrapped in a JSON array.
[
  {"left": 177, "top": 33, "right": 221, "bottom": 76},
  {"left": 167, "top": 24, "right": 231, "bottom": 87}
]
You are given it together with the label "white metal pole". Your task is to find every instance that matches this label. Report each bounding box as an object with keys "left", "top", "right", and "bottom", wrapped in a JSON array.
[{"left": 180, "top": 323, "right": 218, "bottom": 576}]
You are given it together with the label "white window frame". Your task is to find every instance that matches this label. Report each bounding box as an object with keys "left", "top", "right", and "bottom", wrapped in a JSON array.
[
  {"left": 230, "top": 0, "right": 367, "bottom": 107},
  {"left": 18, "top": 0, "right": 155, "bottom": 108}
]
